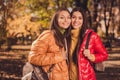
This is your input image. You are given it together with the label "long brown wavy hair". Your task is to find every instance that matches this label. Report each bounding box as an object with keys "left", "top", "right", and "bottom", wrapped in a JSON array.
[
  {"left": 67, "top": 7, "right": 88, "bottom": 64},
  {"left": 50, "top": 7, "right": 71, "bottom": 49}
]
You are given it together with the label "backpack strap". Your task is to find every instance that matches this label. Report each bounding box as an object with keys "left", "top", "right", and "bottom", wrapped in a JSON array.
[
  {"left": 47, "top": 64, "right": 55, "bottom": 73},
  {"left": 32, "top": 64, "right": 55, "bottom": 80},
  {"left": 85, "top": 31, "right": 92, "bottom": 49}
]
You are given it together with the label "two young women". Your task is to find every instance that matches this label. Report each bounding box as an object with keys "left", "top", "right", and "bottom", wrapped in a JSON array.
[{"left": 28, "top": 7, "right": 108, "bottom": 80}]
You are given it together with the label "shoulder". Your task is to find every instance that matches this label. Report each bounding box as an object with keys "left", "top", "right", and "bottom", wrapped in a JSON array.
[
  {"left": 85, "top": 29, "right": 94, "bottom": 34},
  {"left": 32, "top": 30, "right": 54, "bottom": 45},
  {"left": 85, "top": 29, "right": 99, "bottom": 39},
  {"left": 37, "top": 30, "right": 53, "bottom": 40},
  {"left": 40, "top": 30, "right": 53, "bottom": 37}
]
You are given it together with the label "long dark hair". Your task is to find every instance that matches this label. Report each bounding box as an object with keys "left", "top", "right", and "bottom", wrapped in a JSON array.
[
  {"left": 67, "top": 7, "right": 88, "bottom": 64},
  {"left": 50, "top": 7, "right": 71, "bottom": 49}
]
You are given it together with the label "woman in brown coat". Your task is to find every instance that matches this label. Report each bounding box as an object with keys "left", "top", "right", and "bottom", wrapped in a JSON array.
[{"left": 28, "top": 8, "right": 71, "bottom": 80}]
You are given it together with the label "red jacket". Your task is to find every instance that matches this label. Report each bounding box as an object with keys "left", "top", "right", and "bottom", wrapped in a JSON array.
[{"left": 78, "top": 29, "right": 108, "bottom": 80}]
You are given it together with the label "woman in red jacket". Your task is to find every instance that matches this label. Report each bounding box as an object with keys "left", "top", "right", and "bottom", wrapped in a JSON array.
[{"left": 67, "top": 7, "right": 108, "bottom": 80}]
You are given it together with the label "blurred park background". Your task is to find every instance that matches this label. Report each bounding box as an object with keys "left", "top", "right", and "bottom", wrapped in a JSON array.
[{"left": 0, "top": 0, "right": 120, "bottom": 80}]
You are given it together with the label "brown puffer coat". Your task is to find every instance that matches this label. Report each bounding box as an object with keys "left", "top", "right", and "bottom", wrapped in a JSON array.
[{"left": 28, "top": 30, "right": 69, "bottom": 80}]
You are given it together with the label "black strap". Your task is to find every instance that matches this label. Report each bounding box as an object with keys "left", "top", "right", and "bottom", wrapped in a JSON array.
[
  {"left": 33, "top": 64, "right": 55, "bottom": 73},
  {"left": 47, "top": 64, "right": 55, "bottom": 73},
  {"left": 85, "top": 32, "right": 92, "bottom": 49},
  {"left": 33, "top": 66, "right": 47, "bottom": 80},
  {"left": 32, "top": 64, "right": 55, "bottom": 80}
]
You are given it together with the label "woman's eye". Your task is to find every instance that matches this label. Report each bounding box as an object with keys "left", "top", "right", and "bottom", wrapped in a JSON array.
[
  {"left": 72, "top": 16, "right": 75, "bottom": 19},
  {"left": 79, "top": 17, "right": 83, "bottom": 19},
  {"left": 60, "top": 16, "right": 64, "bottom": 19}
]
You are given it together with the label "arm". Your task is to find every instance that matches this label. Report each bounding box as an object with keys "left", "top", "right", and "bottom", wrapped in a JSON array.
[
  {"left": 92, "top": 32, "right": 108, "bottom": 63},
  {"left": 28, "top": 32, "right": 65, "bottom": 66},
  {"left": 83, "top": 32, "right": 108, "bottom": 62}
]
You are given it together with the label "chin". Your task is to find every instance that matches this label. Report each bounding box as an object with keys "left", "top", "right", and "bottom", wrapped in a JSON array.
[{"left": 73, "top": 26, "right": 80, "bottom": 29}]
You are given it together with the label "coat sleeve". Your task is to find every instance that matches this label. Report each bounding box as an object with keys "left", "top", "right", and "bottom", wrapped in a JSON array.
[
  {"left": 91, "top": 32, "right": 108, "bottom": 63},
  {"left": 28, "top": 32, "right": 65, "bottom": 66}
]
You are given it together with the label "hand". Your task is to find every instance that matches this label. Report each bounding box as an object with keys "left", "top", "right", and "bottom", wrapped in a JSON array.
[
  {"left": 83, "top": 49, "right": 95, "bottom": 61},
  {"left": 83, "top": 49, "right": 91, "bottom": 57}
]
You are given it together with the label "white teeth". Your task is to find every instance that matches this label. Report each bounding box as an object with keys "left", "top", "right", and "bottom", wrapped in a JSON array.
[{"left": 74, "top": 24, "right": 79, "bottom": 26}]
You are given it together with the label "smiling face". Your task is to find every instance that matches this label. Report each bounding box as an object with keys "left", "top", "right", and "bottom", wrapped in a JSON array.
[
  {"left": 71, "top": 11, "right": 83, "bottom": 29},
  {"left": 58, "top": 11, "right": 71, "bottom": 29}
]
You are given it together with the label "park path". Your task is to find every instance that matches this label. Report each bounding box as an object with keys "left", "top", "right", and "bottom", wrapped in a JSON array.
[
  {"left": 0, "top": 43, "right": 120, "bottom": 80},
  {"left": 96, "top": 44, "right": 120, "bottom": 80}
]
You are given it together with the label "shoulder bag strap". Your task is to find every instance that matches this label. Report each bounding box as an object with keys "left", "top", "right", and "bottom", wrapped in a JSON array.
[
  {"left": 33, "top": 64, "right": 55, "bottom": 73},
  {"left": 32, "top": 64, "right": 55, "bottom": 80},
  {"left": 85, "top": 31, "right": 92, "bottom": 49},
  {"left": 47, "top": 64, "right": 55, "bottom": 73}
]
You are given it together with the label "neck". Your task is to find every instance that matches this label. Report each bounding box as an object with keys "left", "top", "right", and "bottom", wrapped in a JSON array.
[
  {"left": 59, "top": 28, "right": 65, "bottom": 34},
  {"left": 71, "top": 28, "right": 80, "bottom": 38}
]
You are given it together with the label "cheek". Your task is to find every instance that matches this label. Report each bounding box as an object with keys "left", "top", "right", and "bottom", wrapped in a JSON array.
[
  {"left": 68, "top": 19, "right": 71, "bottom": 23},
  {"left": 80, "top": 21, "right": 83, "bottom": 26},
  {"left": 71, "top": 19, "right": 75, "bottom": 24},
  {"left": 58, "top": 22, "right": 62, "bottom": 27},
  {"left": 81, "top": 20, "right": 83, "bottom": 24},
  {"left": 58, "top": 20, "right": 62, "bottom": 25},
  {"left": 71, "top": 22, "right": 74, "bottom": 26}
]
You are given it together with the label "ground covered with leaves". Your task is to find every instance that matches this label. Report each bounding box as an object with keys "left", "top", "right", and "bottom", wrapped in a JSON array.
[
  {"left": 0, "top": 50, "right": 120, "bottom": 80},
  {"left": 0, "top": 50, "right": 28, "bottom": 80}
]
